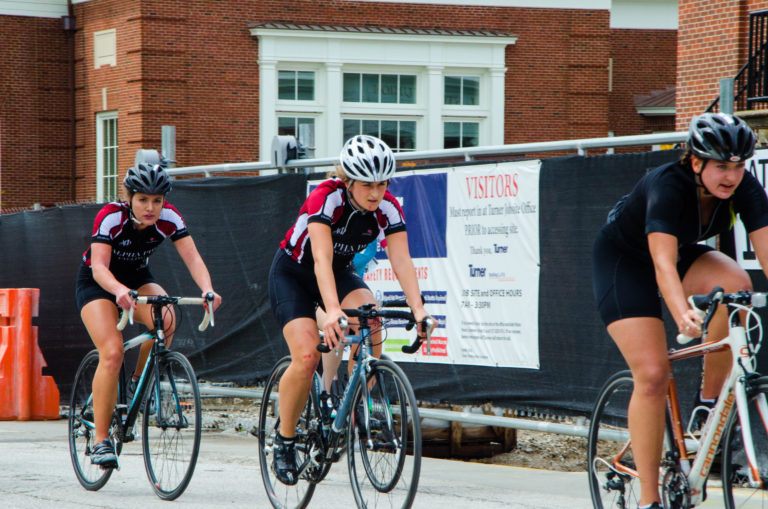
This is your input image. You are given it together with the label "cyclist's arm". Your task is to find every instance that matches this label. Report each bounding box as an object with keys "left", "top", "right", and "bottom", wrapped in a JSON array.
[
  {"left": 386, "top": 231, "right": 429, "bottom": 322},
  {"left": 308, "top": 222, "right": 344, "bottom": 347},
  {"left": 648, "top": 232, "right": 701, "bottom": 335},
  {"left": 173, "top": 236, "right": 222, "bottom": 311},
  {"left": 90, "top": 242, "right": 135, "bottom": 310}
]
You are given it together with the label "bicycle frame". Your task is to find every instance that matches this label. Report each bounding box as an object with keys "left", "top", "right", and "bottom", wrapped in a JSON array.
[{"left": 604, "top": 302, "right": 767, "bottom": 507}]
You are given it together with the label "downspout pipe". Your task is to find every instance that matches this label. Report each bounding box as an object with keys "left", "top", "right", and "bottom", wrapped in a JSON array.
[{"left": 64, "top": 1, "right": 77, "bottom": 200}]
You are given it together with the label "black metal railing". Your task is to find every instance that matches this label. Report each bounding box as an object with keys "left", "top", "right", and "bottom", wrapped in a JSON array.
[{"left": 707, "top": 10, "right": 768, "bottom": 112}]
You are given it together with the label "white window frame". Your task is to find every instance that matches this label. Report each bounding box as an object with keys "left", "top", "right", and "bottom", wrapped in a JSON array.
[
  {"left": 251, "top": 27, "right": 515, "bottom": 158},
  {"left": 94, "top": 29, "right": 117, "bottom": 69},
  {"left": 443, "top": 119, "right": 482, "bottom": 149},
  {"left": 96, "top": 111, "right": 119, "bottom": 203},
  {"left": 342, "top": 116, "right": 419, "bottom": 152}
]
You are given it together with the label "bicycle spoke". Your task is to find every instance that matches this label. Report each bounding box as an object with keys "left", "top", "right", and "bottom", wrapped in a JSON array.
[
  {"left": 722, "top": 377, "right": 768, "bottom": 509},
  {"left": 142, "top": 352, "right": 201, "bottom": 500},
  {"left": 588, "top": 371, "right": 641, "bottom": 509},
  {"left": 257, "top": 356, "right": 317, "bottom": 509},
  {"left": 348, "top": 359, "right": 421, "bottom": 508},
  {"left": 68, "top": 350, "right": 116, "bottom": 491}
]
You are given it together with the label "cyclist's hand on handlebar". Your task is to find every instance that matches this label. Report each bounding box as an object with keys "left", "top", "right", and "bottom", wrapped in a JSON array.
[
  {"left": 414, "top": 309, "right": 435, "bottom": 338},
  {"left": 202, "top": 289, "right": 222, "bottom": 312},
  {"left": 115, "top": 287, "right": 136, "bottom": 311},
  {"left": 678, "top": 308, "right": 703, "bottom": 338},
  {"left": 322, "top": 308, "right": 347, "bottom": 350}
]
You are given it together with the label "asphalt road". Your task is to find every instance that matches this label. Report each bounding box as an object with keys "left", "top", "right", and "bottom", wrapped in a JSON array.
[{"left": 0, "top": 419, "right": 757, "bottom": 508}]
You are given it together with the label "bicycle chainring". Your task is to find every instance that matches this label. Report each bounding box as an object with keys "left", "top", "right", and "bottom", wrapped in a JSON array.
[
  {"left": 303, "top": 429, "right": 327, "bottom": 483},
  {"left": 662, "top": 467, "right": 691, "bottom": 509}
]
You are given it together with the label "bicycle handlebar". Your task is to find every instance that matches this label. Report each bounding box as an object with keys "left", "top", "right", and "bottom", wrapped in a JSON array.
[
  {"left": 316, "top": 304, "right": 434, "bottom": 355},
  {"left": 117, "top": 290, "right": 216, "bottom": 332},
  {"left": 676, "top": 286, "right": 767, "bottom": 344}
]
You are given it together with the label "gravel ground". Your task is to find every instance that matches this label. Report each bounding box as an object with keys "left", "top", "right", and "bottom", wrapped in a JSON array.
[{"left": 200, "top": 396, "right": 588, "bottom": 472}]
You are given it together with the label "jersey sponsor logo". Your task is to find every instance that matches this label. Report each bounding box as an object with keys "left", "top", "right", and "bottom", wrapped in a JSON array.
[{"left": 119, "top": 239, "right": 131, "bottom": 246}]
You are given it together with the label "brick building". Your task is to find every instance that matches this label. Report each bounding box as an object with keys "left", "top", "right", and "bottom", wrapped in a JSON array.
[
  {"left": 0, "top": 0, "right": 677, "bottom": 211},
  {"left": 677, "top": 0, "right": 768, "bottom": 138}
]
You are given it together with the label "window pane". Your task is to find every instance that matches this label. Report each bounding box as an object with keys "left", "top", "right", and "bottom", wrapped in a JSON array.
[
  {"left": 278, "top": 117, "right": 296, "bottom": 136},
  {"left": 444, "top": 76, "right": 461, "bottom": 105},
  {"left": 278, "top": 71, "right": 295, "bottom": 100},
  {"left": 362, "top": 119, "right": 379, "bottom": 137},
  {"left": 343, "top": 73, "right": 360, "bottom": 102},
  {"left": 399, "top": 121, "right": 416, "bottom": 151},
  {"left": 343, "top": 119, "right": 360, "bottom": 141},
  {"left": 362, "top": 74, "right": 379, "bottom": 103},
  {"left": 297, "top": 72, "right": 314, "bottom": 101},
  {"left": 400, "top": 75, "right": 416, "bottom": 104},
  {"left": 297, "top": 118, "right": 315, "bottom": 145},
  {"left": 444, "top": 122, "right": 460, "bottom": 149},
  {"left": 381, "top": 120, "right": 397, "bottom": 148},
  {"left": 463, "top": 77, "right": 479, "bottom": 106},
  {"left": 462, "top": 122, "right": 479, "bottom": 147},
  {"left": 110, "top": 119, "right": 117, "bottom": 145},
  {"left": 381, "top": 75, "right": 397, "bottom": 104}
]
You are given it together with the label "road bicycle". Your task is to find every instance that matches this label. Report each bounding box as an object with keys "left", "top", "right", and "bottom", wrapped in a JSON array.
[
  {"left": 588, "top": 286, "right": 768, "bottom": 509},
  {"left": 68, "top": 291, "right": 214, "bottom": 500},
  {"left": 257, "top": 300, "right": 434, "bottom": 509}
]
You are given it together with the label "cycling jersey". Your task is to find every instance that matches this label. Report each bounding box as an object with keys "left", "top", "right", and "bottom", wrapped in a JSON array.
[
  {"left": 280, "top": 178, "right": 406, "bottom": 270},
  {"left": 602, "top": 161, "right": 768, "bottom": 260},
  {"left": 81, "top": 201, "right": 189, "bottom": 272},
  {"left": 593, "top": 160, "right": 768, "bottom": 326}
]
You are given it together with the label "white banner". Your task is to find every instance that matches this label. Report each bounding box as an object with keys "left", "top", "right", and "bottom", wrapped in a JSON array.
[
  {"left": 735, "top": 148, "right": 768, "bottom": 270},
  {"left": 358, "top": 160, "right": 541, "bottom": 368}
]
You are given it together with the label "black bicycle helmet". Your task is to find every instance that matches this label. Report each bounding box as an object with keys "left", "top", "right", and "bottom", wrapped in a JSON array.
[
  {"left": 123, "top": 163, "right": 172, "bottom": 195},
  {"left": 688, "top": 112, "right": 756, "bottom": 162}
]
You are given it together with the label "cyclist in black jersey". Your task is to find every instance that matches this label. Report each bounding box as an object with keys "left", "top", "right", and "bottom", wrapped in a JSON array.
[
  {"left": 592, "top": 113, "right": 768, "bottom": 509},
  {"left": 76, "top": 163, "right": 222, "bottom": 468},
  {"left": 267, "top": 135, "right": 434, "bottom": 485}
]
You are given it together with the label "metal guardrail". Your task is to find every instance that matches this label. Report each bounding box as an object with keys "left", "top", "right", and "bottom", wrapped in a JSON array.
[
  {"left": 166, "top": 132, "right": 687, "bottom": 177},
  {"left": 189, "top": 383, "right": 627, "bottom": 441}
]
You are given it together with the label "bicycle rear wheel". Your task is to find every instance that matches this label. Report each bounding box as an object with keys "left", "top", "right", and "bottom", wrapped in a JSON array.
[
  {"left": 588, "top": 370, "right": 640, "bottom": 509},
  {"left": 257, "top": 356, "right": 318, "bottom": 509},
  {"left": 722, "top": 376, "right": 768, "bottom": 509},
  {"left": 68, "top": 349, "right": 119, "bottom": 490},
  {"left": 141, "top": 351, "right": 201, "bottom": 500},
  {"left": 347, "top": 358, "right": 421, "bottom": 508}
]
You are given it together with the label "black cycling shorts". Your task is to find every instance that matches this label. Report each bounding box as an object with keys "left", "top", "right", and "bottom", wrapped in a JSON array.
[
  {"left": 592, "top": 229, "right": 714, "bottom": 326},
  {"left": 75, "top": 263, "right": 158, "bottom": 312},
  {"left": 268, "top": 249, "right": 370, "bottom": 330}
]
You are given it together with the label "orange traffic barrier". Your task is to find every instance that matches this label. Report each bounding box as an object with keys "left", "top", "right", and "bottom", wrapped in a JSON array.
[{"left": 0, "top": 289, "right": 60, "bottom": 420}]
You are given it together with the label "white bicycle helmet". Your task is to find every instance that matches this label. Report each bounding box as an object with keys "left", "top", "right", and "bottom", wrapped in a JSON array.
[{"left": 339, "top": 135, "right": 396, "bottom": 182}]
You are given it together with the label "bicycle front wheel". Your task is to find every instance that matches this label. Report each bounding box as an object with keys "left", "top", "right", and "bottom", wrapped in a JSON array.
[
  {"left": 68, "top": 349, "right": 118, "bottom": 491},
  {"left": 141, "top": 351, "right": 201, "bottom": 500},
  {"left": 347, "top": 358, "right": 421, "bottom": 508},
  {"left": 257, "top": 356, "right": 318, "bottom": 509},
  {"left": 587, "top": 371, "right": 640, "bottom": 509},
  {"left": 722, "top": 376, "right": 768, "bottom": 509}
]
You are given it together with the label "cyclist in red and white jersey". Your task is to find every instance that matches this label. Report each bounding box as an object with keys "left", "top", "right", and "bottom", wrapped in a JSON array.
[
  {"left": 76, "top": 163, "right": 222, "bottom": 468},
  {"left": 267, "top": 135, "right": 433, "bottom": 485}
]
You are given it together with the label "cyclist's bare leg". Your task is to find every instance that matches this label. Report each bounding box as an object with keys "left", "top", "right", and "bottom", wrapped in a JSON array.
[
  {"left": 316, "top": 306, "right": 343, "bottom": 392},
  {"left": 607, "top": 316, "right": 669, "bottom": 507},
  {"left": 278, "top": 317, "right": 321, "bottom": 438},
  {"left": 341, "top": 288, "right": 381, "bottom": 378},
  {"left": 81, "top": 298, "right": 123, "bottom": 443},
  {"left": 130, "top": 282, "right": 176, "bottom": 380},
  {"left": 681, "top": 251, "right": 752, "bottom": 399}
]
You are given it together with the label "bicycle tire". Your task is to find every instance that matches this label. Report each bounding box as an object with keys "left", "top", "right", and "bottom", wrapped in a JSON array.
[
  {"left": 257, "top": 356, "right": 318, "bottom": 509},
  {"left": 587, "top": 370, "right": 641, "bottom": 509},
  {"left": 141, "top": 351, "right": 201, "bottom": 500},
  {"left": 68, "top": 349, "right": 119, "bottom": 490},
  {"left": 347, "top": 358, "right": 421, "bottom": 508},
  {"left": 721, "top": 376, "right": 768, "bottom": 509}
]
